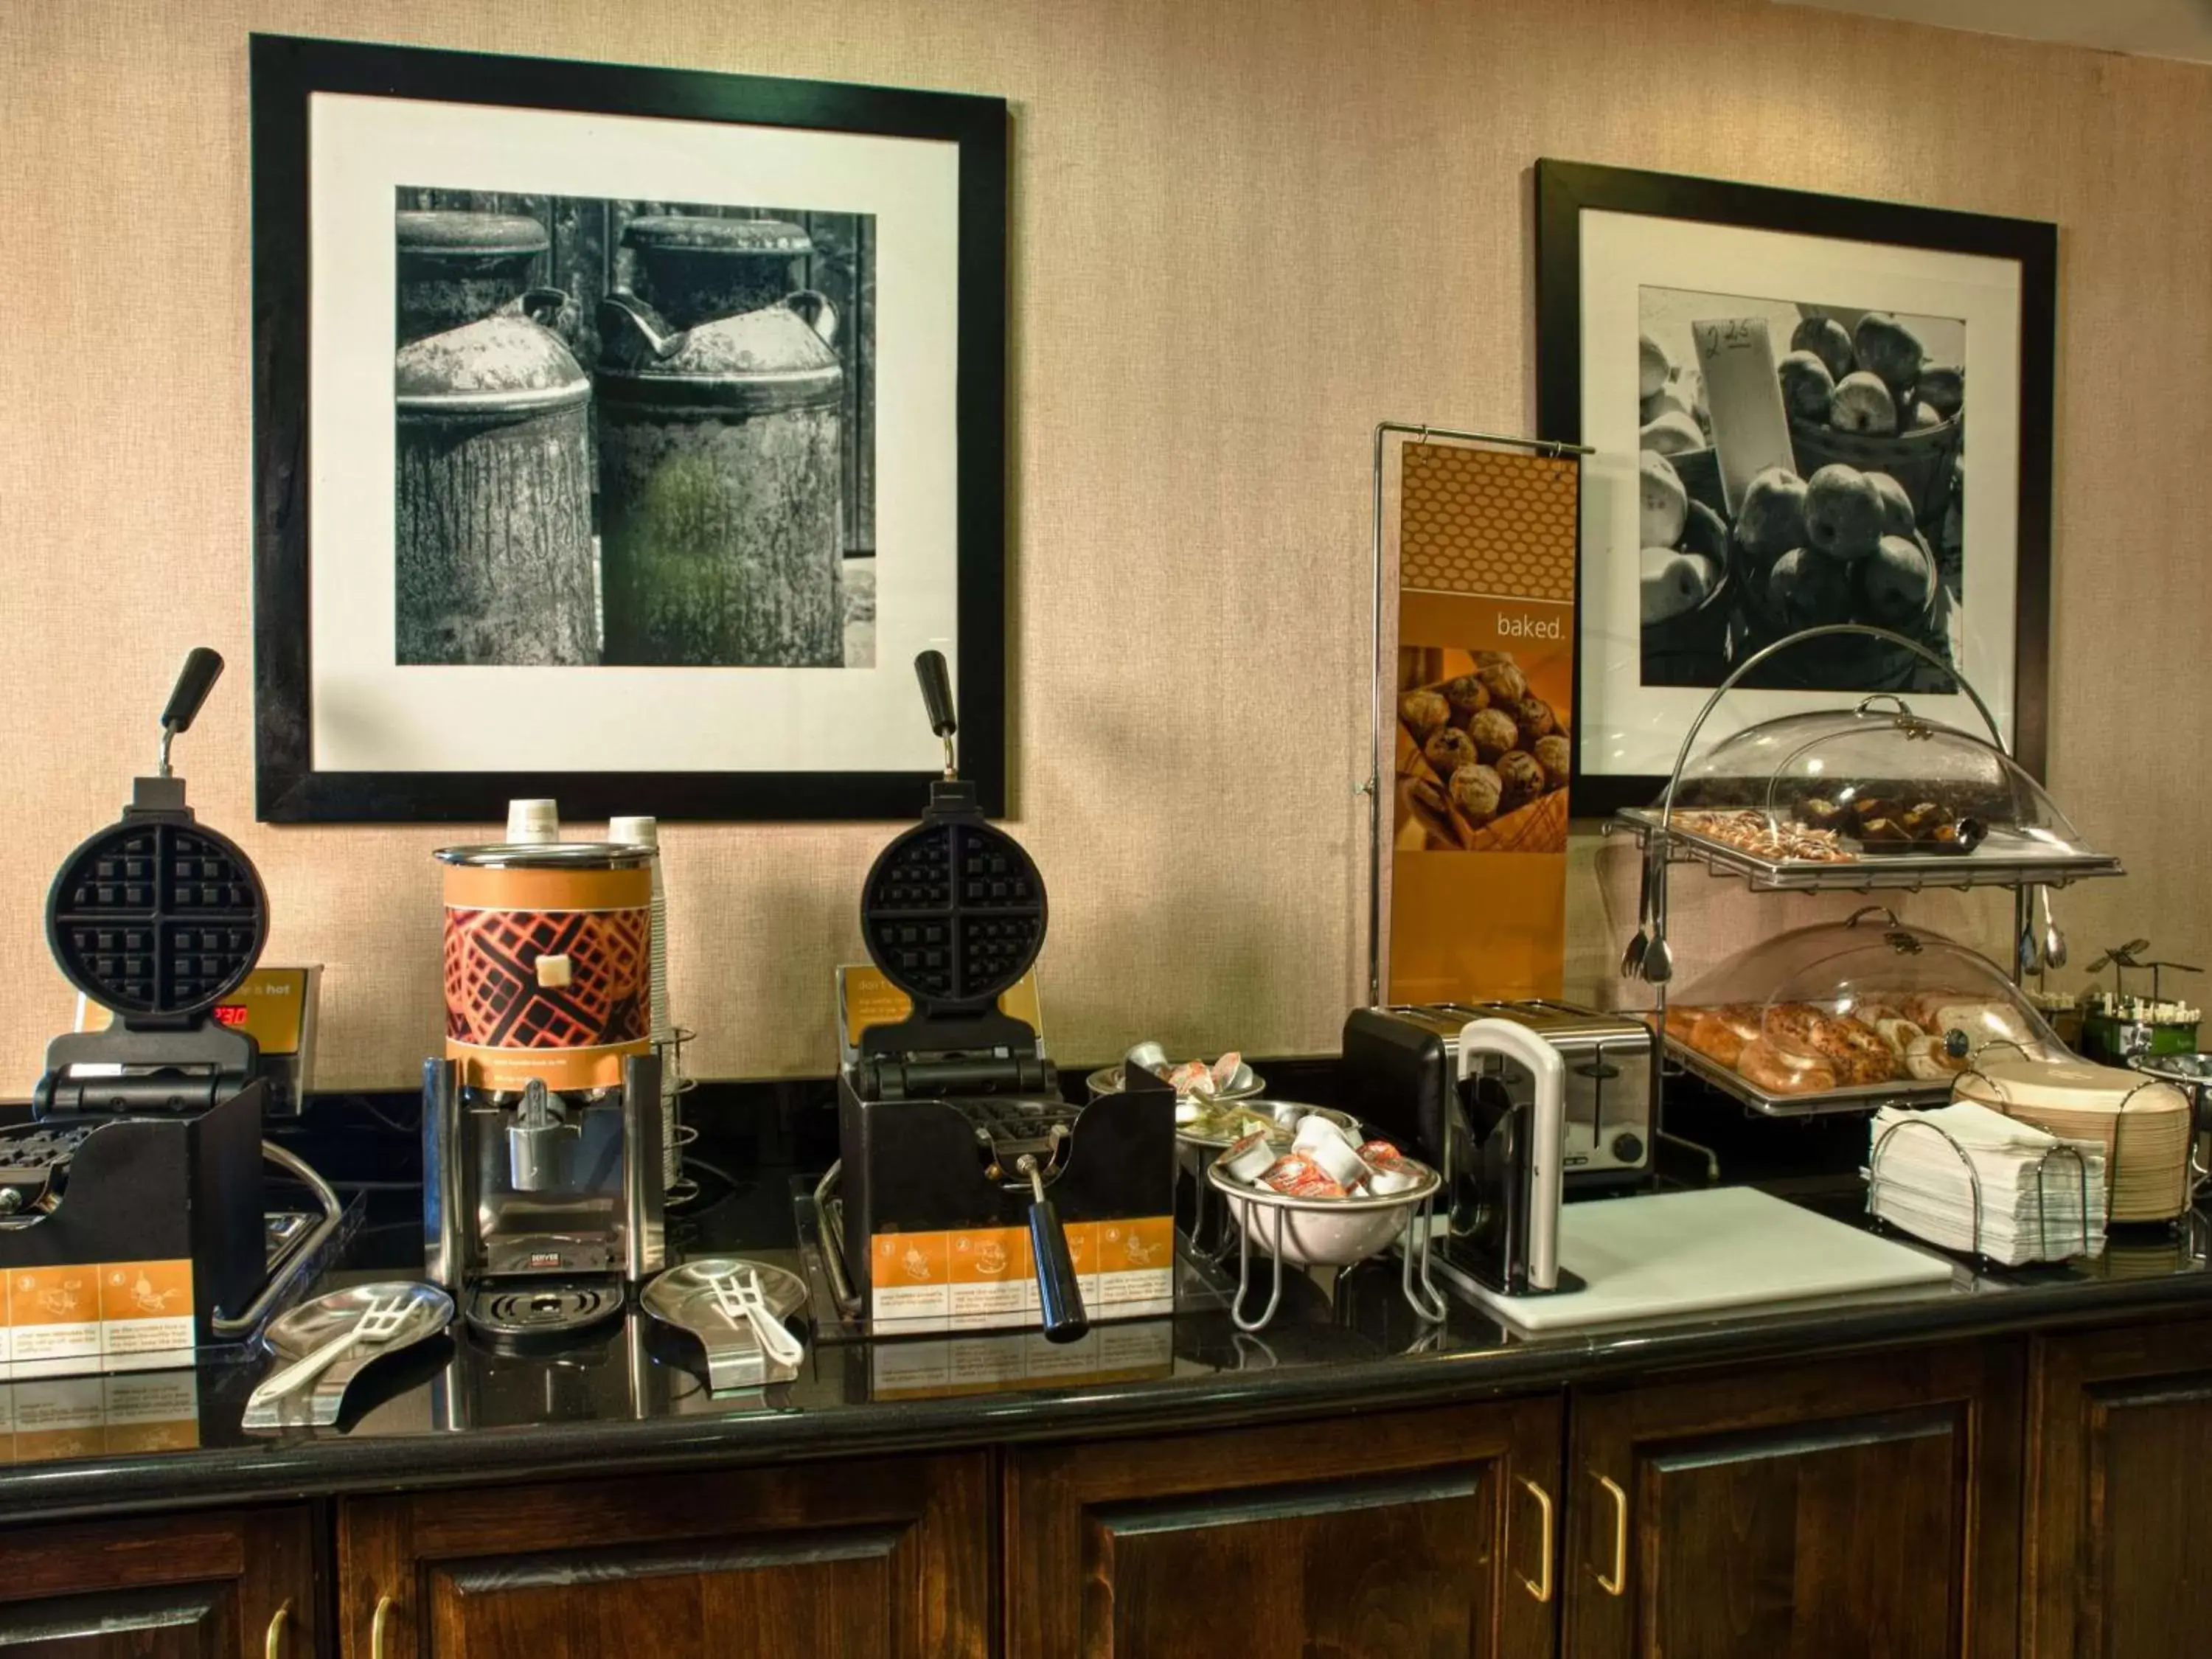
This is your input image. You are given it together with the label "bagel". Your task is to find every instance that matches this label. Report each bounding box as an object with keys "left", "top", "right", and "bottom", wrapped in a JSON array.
[
  {"left": 1904, "top": 1033, "right": 1969, "bottom": 1080},
  {"left": 1872, "top": 1016, "right": 1926, "bottom": 1060},
  {"left": 1737, "top": 1038, "right": 1837, "bottom": 1096},
  {"left": 1829, "top": 1016, "right": 1901, "bottom": 1084},
  {"left": 1760, "top": 1002, "right": 1859, "bottom": 1061},
  {"left": 1688, "top": 1009, "right": 1758, "bottom": 1068}
]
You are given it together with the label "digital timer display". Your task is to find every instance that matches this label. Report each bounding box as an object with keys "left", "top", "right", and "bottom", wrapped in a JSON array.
[{"left": 212, "top": 1004, "right": 250, "bottom": 1029}]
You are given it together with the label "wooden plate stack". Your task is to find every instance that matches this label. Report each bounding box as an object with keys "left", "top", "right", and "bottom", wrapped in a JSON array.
[{"left": 1953, "top": 1058, "right": 2192, "bottom": 1223}]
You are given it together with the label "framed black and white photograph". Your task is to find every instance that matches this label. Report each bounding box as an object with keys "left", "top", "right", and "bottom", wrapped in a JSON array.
[
  {"left": 1535, "top": 159, "right": 2056, "bottom": 817},
  {"left": 251, "top": 35, "right": 1007, "bottom": 822}
]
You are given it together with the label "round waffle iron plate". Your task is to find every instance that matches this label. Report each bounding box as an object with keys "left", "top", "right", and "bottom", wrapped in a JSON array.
[
  {"left": 45, "top": 816, "right": 268, "bottom": 1021},
  {"left": 859, "top": 815, "right": 1048, "bottom": 1011}
]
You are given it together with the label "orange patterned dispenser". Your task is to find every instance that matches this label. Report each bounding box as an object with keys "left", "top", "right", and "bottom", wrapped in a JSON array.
[
  {"left": 439, "top": 846, "right": 654, "bottom": 1093},
  {"left": 424, "top": 843, "right": 665, "bottom": 1341}
]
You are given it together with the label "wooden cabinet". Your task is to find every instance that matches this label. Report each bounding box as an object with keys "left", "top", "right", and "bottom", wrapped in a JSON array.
[
  {"left": 2026, "top": 1315, "right": 2212, "bottom": 1658},
  {"left": 20, "top": 1313, "right": 2212, "bottom": 1656},
  {"left": 0, "top": 1506, "right": 317, "bottom": 1658},
  {"left": 337, "top": 1453, "right": 990, "bottom": 1659},
  {"left": 1562, "top": 1341, "right": 2023, "bottom": 1659},
  {"left": 1004, "top": 1395, "right": 1563, "bottom": 1658}
]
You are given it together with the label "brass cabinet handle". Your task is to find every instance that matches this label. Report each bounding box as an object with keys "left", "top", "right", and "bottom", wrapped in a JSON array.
[
  {"left": 1593, "top": 1472, "right": 1628, "bottom": 1596},
  {"left": 371, "top": 1594, "right": 394, "bottom": 1659},
  {"left": 1514, "top": 1475, "right": 1554, "bottom": 1603},
  {"left": 265, "top": 1601, "right": 291, "bottom": 1659}
]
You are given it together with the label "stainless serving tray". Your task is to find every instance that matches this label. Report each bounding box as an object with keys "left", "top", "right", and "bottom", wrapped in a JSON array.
[
  {"left": 1666, "top": 1034, "right": 1954, "bottom": 1119},
  {"left": 1618, "top": 808, "right": 2124, "bottom": 894}
]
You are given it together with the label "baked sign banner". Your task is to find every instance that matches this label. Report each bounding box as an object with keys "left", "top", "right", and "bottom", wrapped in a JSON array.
[{"left": 1385, "top": 439, "right": 1581, "bottom": 1004}]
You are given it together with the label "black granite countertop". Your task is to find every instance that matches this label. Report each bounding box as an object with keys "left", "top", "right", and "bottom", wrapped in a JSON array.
[{"left": 1, "top": 1074, "right": 2208, "bottom": 1521}]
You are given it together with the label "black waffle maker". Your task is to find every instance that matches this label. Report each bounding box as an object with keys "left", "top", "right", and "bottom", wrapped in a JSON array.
[
  {"left": 4, "top": 650, "right": 275, "bottom": 1344},
  {"left": 832, "top": 653, "right": 1175, "bottom": 1343}
]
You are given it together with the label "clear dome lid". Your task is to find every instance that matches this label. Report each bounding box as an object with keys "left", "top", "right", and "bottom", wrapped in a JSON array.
[
  {"left": 1662, "top": 908, "right": 2061, "bottom": 1103},
  {"left": 1651, "top": 698, "right": 2089, "bottom": 864}
]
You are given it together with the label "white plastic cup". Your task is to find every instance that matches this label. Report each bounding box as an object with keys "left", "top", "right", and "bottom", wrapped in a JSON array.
[
  {"left": 505, "top": 799, "right": 560, "bottom": 844},
  {"left": 1293, "top": 1115, "right": 1358, "bottom": 1156},
  {"left": 1301, "top": 1134, "right": 1371, "bottom": 1192}
]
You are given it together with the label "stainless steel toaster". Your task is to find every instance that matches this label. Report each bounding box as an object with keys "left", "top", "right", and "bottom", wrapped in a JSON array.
[{"left": 1340, "top": 1000, "right": 1653, "bottom": 1186}]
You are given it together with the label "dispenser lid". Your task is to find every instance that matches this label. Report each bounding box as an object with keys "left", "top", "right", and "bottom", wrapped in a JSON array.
[{"left": 435, "top": 841, "right": 653, "bottom": 870}]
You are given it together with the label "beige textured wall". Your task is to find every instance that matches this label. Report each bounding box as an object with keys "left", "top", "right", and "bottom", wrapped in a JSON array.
[{"left": 1, "top": 0, "right": 2208, "bottom": 1089}]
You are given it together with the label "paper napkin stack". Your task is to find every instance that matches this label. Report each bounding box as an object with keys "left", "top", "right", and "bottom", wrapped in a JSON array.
[{"left": 1865, "top": 1102, "right": 2107, "bottom": 1265}]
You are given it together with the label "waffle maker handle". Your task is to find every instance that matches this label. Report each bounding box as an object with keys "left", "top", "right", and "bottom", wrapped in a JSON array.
[
  {"left": 1017, "top": 1154, "right": 1088, "bottom": 1343},
  {"left": 915, "top": 650, "right": 959, "bottom": 779},
  {"left": 156, "top": 647, "right": 223, "bottom": 780},
  {"left": 915, "top": 650, "right": 956, "bottom": 738},
  {"left": 161, "top": 648, "right": 224, "bottom": 736}
]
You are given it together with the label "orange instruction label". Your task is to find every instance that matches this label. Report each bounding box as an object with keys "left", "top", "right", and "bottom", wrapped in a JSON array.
[
  {"left": 1096, "top": 1217, "right": 1175, "bottom": 1312},
  {"left": 99, "top": 1261, "right": 195, "bottom": 1366},
  {"left": 10, "top": 1268, "right": 100, "bottom": 1373},
  {"left": 872, "top": 1231, "right": 953, "bottom": 1326},
  {"left": 948, "top": 1227, "right": 1031, "bottom": 1323},
  {"left": 869, "top": 1217, "right": 1174, "bottom": 1332}
]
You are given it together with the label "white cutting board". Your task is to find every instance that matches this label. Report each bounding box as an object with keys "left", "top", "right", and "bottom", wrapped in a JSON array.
[{"left": 1461, "top": 1187, "right": 1955, "bottom": 1333}]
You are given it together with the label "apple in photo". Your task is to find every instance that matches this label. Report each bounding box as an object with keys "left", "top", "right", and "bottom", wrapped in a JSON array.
[
  {"left": 1642, "top": 383, "right": 1692, "bottom": 425},
  {"left": 1917, "top": 364, "right": 1965, "bottom": 419},
  {"left": 1790, "top": 314, "right": 1854, "bottom": 380},
  {"left": 1865, "top": 471, "right": 1916, "bottom": 537},
  {"left": 1830, "top": 372, "right": 1899, "bottom": 436},
  {"left": 1680, "top": 498, "right": 1728, "bottom": 562},
  {"left": 1639, "top": 333, "right": 1672, "bottom": 400},
  {"left": 1910, "top": 401, "right": 1944, "bottom": 430},
  {"left": 1804, "top": 465, "right": 1885, "bottom": 560},
  {"left": 1639, "top": 451, "right": 1689, "bottom": 549},
  {"left": 1640, "top": 411, "right": 1705, "bottom": 456},
  {"left": 1852, "top": 313, "right": 1925, "bottom": 397},
  {"left": 1641, "top": 547, "right": 1717, "bottom": 625},
  {"left": 1858, "top": 535, "right": 1936, "bottom": 627},
  {"left": 1777, "top": 350, "right": 1836, "bottom": 425},
  {"left": 1767, "top": 546, "right": 1853, "bottom": 630},
  {"left": 1736, "top": 465, "right": 1808, "bottom": 561}
]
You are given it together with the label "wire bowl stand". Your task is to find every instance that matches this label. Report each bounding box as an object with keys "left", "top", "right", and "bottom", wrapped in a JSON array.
[{"left": 1208, "top": 1161, "right": 1450, "bottom": 1333}]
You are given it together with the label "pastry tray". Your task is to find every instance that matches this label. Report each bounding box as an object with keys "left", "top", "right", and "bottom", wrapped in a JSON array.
[
  {"left": 1616, "top": 808, "right": 2124, "bottom": 894},
  {"left": 1666, "top": 1034, "right": 1955, "bottom": 1119}
]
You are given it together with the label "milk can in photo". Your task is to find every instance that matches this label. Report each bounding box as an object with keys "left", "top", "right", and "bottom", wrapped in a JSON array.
[
  {"left": 394, "top": 211, "right": 599, "bottom": 667},
  {"left": 595, "top": 215, "right": 846, "bottom": 668}
]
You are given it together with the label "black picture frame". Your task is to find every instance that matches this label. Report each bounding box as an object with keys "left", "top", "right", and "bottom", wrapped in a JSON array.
[
  {"left": 250, "top": 34, "right": 1009, "bottom": 823},
  {"left": 1534, "top": 159, "right": 2056, "bottom": 818}
]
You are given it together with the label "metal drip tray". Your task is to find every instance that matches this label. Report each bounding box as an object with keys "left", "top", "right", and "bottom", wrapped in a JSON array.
[{"left": 465, "top": 1281, "right": 624, "bottom": 1341}]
